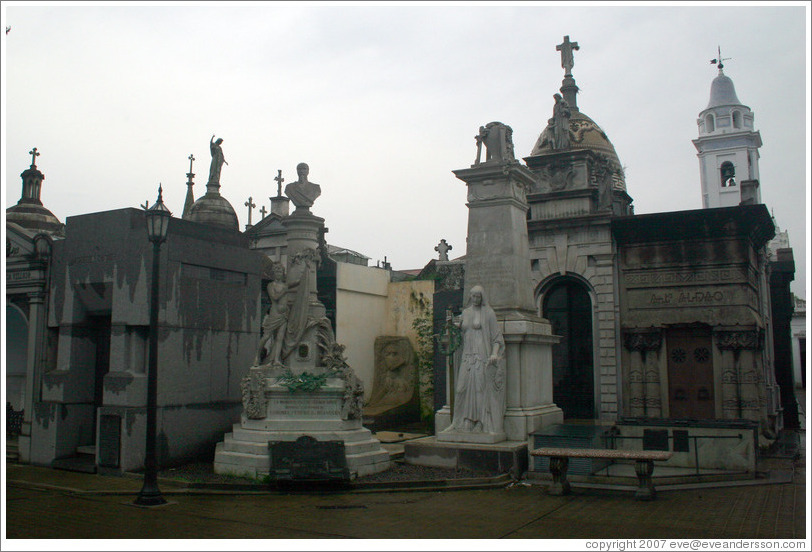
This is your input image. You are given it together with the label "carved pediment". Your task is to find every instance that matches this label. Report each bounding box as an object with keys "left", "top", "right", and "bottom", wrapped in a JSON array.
[{"left": 6, "top": 222, "right": 36, "bottom": 258}]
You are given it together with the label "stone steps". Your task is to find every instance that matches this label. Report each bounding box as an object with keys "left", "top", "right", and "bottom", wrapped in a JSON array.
[
  {"left": 6, "top": 440, "right": 20, "bottom": 463},
  {"left": 220, "top": 433, "right": 385, "bottom": 457},
  {"left": 214, "top": 431, "right": 392, "bottom": 480},
  {"left": 52, "top": 445, "right": 97, "bottom": 474},
  {"left": 230, "top": 425, "right": 375, "bottom": 443}
]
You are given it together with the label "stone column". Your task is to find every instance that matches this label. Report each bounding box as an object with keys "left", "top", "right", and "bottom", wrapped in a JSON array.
[
  {"left": 18, "top": 291, "right": 45, "bottom": 463},
  {"left": 623, "top": 329, "right": 663, "bottom": 418},
  {"left": 445, "top": 158, "right": 562, "bottom": 442},
  {"left": 715, "top": 328, "right": 768, "bottom": 428}
]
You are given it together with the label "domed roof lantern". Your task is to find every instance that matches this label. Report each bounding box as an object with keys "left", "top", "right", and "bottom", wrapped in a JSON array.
[
  {"left": 6, "top": 147, "right": 65, "bottom": 235},
  {"left": 707, "top": 47, "right": 742, "bottom": 108},
  {"left": 528, "top": 36, "right": 627, "bottom": 192}
]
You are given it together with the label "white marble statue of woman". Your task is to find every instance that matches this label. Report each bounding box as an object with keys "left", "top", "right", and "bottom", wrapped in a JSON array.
[
  {"left": 254, "top": 262, "right": 288, "bottom": 366},
  {"left": 448, "top": 285, "right": 506, "bottom": 434}
]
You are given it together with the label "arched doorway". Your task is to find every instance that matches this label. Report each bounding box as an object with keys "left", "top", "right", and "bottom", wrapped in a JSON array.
[
  {"left": 542, "top": 278, "right": 595, "bottom": 419},
  {"left": 6, "top": 304, "right": 29, "bottom": 434}
]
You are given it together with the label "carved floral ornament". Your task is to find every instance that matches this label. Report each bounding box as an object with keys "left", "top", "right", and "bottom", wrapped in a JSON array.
[
  {"left": 623, "top": 329, "right": 663, "bottom": 352},
  {"left": 6, "top": 237, "right": 20, "bottom": 257},
  {"left": 715, "top": 329, "right": 764, "bottom": 351},
  {"left": 569, "top": 119, "right": 609, "bottom": 145}
]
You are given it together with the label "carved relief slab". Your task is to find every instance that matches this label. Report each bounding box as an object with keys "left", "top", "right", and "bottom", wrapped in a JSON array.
[{"left": 623, "top": 267, "right": 749, "bottom": 288}]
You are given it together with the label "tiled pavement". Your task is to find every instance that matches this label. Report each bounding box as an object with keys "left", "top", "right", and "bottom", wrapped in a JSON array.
[
  {"left": 3, "top": 451, "right": 806, "bottom": 540},
  {"left": 5, "top": 390, "right": 807, "bottom": 541}
]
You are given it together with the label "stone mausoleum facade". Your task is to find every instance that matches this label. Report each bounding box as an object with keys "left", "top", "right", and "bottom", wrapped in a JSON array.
[
  {"left": 34, "top": 208, "right": 263, "bottom": 472},
  {"left": 517, "top": 38, "right": 792, "bottom": 441}
]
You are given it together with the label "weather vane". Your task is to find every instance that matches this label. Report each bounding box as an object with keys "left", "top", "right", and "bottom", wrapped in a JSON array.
[{"left": 710, "top": 46, "right": 732, "bottom": 70}]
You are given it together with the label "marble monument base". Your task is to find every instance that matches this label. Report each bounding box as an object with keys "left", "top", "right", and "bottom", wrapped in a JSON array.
[
  {"left": 404, "top": 436, "right": 528, "bottom": 478},
  {"left": 213, "top": 379, "right": 390, "bottom": 479},
  {"left": 436, "top": 427, "right": 506, "bottom": 444},
  {"left": 434, "top": 314, "right": 563, "bottom": 442}
]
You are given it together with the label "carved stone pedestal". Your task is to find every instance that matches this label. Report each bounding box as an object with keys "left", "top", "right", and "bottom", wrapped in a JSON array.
[
  {"left": 501, "top": 313, "right": 563, "bottom": 441},
  {"left": 214, "top": 378, "right": 390, "bottom": 479},
  {"left": 548, "top": 456, "right": 571, "bottom": 496}
]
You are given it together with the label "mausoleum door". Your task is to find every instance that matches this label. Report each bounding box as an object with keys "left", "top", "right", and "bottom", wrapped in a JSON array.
[
  {"left": 666, "top": 327, "right": 715, "bottom": 420},
  {"left": 89, "top": 315, "right": 112, "bottom": 441},
  {"left": 6, "top": 304, "right": 29, "bottom": 415},
  {"left": 542, "top": 280, "right": 595, "bottom": 419}
]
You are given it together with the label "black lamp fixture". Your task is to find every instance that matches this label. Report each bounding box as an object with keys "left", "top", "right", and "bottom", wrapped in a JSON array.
[
  {"left": 135, "top": 184, "right": 171, "bottom": 507},
  {"left": 145, "top": 185, "right": 172, "bottom": 244}
]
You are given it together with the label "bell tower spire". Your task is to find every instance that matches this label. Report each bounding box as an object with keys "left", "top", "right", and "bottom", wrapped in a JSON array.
[{"left": 692, "top": 49, "right": 762, "bottom": 208}]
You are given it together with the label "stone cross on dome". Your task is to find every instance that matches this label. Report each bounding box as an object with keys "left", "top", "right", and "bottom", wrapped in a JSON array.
[
  {"left": 244, "top": 196, "right": 256, "bottom": 227},
  {"left": 274, "top": 170, "right": 284, "bottom": 197},
  {"left": 29, "top": 147, "right": 40, "bottom": 168},
  {"left": 557, "top": 36, "right": 579, "bottom": 77}
]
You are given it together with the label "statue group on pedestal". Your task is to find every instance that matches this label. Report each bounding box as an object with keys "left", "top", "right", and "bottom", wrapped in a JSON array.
[
  {"left": 254, "top": 262, "right": 288, "bottom": 366},
  {"left": 474, "top": 122, "right": 516, "bottom": 165}
]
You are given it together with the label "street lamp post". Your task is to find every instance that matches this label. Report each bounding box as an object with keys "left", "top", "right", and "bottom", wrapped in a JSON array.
[{"left": 135, "top": 185, "right": 171, "bottom": 507}]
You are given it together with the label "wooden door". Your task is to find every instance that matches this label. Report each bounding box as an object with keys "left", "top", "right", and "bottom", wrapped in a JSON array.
[{"left": 666, "top": 327, "right": 715, "bottom": 419}]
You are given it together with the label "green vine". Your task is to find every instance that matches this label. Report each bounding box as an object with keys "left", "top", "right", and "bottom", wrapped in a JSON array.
[
  {"left": 276, "top": 369, "right": 335, "bottom": 393},
  {"left": 412, "top": 308, "right": 435, "bottom": 424}
]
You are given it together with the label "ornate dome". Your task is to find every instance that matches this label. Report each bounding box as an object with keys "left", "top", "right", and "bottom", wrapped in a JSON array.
[
  {"left": 706, "top": 70, "right": 742, "bottom": 109},
  {"left": 6, "top": 203, "right": 64, "bottom": 234},
  {"left": 530, "top": 110, "right": 627, "bottom": 190},
  {"left": 185, "top": 191, "right": 239, "bottom": 231},
  {"left": 7, "top": 161, "right": 64, "bottom": 235}
]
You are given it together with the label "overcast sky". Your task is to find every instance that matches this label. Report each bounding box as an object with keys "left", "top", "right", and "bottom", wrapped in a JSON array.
[{"left": 2, "top": 2, "right": 809, "bottom": 300}]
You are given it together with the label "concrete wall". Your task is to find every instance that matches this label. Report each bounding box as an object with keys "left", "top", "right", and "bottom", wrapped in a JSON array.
[
  {"left": 335, "top": 263, "right": 434, "bottom": 402},
  {"left": 335, "top": 263, "right": 390, "bottom": 400},
  {"left": 384, "top": 280, "right": 434, "bottom": 345}
]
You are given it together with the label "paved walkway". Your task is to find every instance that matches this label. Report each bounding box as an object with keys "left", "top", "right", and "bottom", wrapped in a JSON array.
[
  {"left": 3, "top": 450, "right": 806, "bottom": 540},
  {"left": 5, "top": 389, "right": 807, "bottom": 541}
]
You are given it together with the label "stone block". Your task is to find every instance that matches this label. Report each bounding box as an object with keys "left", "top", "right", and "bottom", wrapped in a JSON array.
[{"left": 404, "top": 437, "right": 528, "bottom": 476}]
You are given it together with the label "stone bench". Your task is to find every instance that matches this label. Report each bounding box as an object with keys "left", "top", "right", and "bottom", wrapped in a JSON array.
[{"left": 530, "top": 447, "right": 674, "bottom": 500}]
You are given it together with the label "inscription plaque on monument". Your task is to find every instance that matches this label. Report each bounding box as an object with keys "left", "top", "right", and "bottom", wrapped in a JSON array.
[
  {"left": 268, "top": 435, "right": 350, "bottom": 482},
  {"left": 268, "top": 395, "right": 341, "bottom": 419},
  {"left": 98, "top": 414, "right": 121, "bottom": 468}
]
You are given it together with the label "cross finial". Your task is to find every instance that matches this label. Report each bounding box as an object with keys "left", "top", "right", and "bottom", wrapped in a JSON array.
[
  {"left": 556, "top": 35, "right": 579, "bottom": 77},
  {"left": 244, "top": 196, "right": 256, "bottom": 227},
  {"left": 188, "top": 153, "right": 195, "bottom": 174},
  {"left": 274, "top": 170, "right": 284, "bottom": 197},
  {"left": 710, "top": 46, "right": 732, "bottom": 70},
  {"left": 435, "top": 238, "right": 453, "bottom": 261},
  {"left": 29, "top": 147, "right": 40, "bottom": 168},
  {"left": 259, "top": 205, "right": 268, "bottom": 219}
]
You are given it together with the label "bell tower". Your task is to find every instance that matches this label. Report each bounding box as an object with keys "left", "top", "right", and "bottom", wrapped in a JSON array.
[{"left": 693, "top": 49, "right": 762, "bottom": 208}]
